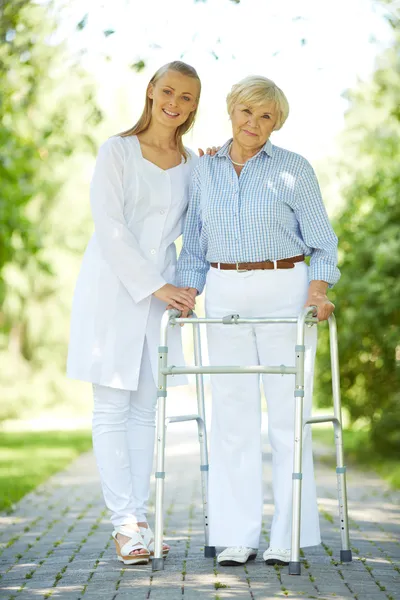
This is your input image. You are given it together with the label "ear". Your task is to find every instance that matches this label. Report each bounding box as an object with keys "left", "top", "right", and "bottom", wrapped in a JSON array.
[{"left": 147, "top": 83, "right": 154, "bottom": 100}]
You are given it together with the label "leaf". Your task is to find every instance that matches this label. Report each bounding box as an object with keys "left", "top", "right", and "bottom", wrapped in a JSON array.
[
  {"left": 131, "top": 60, "right": 146, "bottom": 72},
  {"left": 76, "top": 14, "right": 88, "bottom": 31},
  {"left": 103, "top": 29, "right": 115, "bottom": 37}
]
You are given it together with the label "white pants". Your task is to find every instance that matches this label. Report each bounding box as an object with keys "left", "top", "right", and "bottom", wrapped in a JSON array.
[
  {"left": 92, "top": 342, "right": 156, "bottom": 528},
  {"left": 205, "top": 263, "right": 321, "bottom": 550}
]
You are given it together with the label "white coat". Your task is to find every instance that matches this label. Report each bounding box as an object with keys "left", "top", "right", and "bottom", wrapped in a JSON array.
[{"left": 67, "top": 135, "right": 198, "bottom": 390}]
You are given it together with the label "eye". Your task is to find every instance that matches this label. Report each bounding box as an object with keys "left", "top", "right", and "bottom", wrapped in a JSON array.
[
  {"left": 263, "top": 115, "right": 271, "bottom": 119},
  {"left": 243, "top": 108, "right": 251, "bottom": 114},
  {"left": 182, "top": 96, "right": 191, "bottom": 102},
  {"left": 163, "top": 89, "right": 172, "bottom": 95}
]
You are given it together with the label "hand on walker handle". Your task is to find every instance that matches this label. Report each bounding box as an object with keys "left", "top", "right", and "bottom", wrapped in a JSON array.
[
  {"left": 305, "top": 280, "right": 334, "bottom": 322},
  {"left": 153, "top": 284, "right": 195, "bottom": 312},
  {"left": 166, "top": 287, "right": 197, "bottom": 325},
  {"left": 305, "top": 295, "right": 334, "bottom": 322}
]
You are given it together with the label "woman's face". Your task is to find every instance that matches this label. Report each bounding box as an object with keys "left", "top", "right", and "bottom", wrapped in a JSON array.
[
  {"left": 148, "top": 70, "right": 199, "bottom": 129},
  {"left": 231, "top": 101, "right": 278, "bottom": 150}
]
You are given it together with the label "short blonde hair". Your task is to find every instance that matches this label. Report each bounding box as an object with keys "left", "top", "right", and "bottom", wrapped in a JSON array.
[{"left": 226, "top": 76, "right": 289, "bottom": 131}]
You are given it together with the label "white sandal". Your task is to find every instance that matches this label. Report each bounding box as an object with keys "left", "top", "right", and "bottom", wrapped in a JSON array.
[
  {"left": 139, "top": 525, "right": 170, "bottom": 559},
  {"left": 112, "top": 528, "right": 150, "bottom": 565}
]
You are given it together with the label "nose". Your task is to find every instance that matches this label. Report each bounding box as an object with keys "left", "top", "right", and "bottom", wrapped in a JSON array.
[{"left": 246, "top": 114, "right": 257, "bottom": 128}]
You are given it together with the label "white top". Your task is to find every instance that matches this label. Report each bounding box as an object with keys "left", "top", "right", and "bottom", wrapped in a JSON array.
[{"left": 67, "top": 135, "right": 198, "bottom": 390}]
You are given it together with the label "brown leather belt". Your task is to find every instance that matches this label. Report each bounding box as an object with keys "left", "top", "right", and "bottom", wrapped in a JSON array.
[{"left": 210, "top": 255, "right": 304, "bottom": 271}]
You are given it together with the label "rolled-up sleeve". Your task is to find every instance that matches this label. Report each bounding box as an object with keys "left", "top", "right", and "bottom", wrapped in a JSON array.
[
  {"left": 294, "top": 162, "right": 340, "bottom": 287},
  {"left": 90, "top": 137, "right": 166, "bottom": 303},
  {"left": 177, "top": 167, "right": 209, "bottom": 294}
]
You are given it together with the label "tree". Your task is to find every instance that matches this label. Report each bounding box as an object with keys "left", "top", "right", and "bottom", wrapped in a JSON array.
[
  {"left": 0, "top": 0, "right": 102, "bottom": 419},
  {"left": 315, "top": 19, "right": 400, "bottom": 455}
]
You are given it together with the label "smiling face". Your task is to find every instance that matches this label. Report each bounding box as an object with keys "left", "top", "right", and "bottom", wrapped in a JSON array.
[
  {"left": 231, "top": 102, "right": 278, "bottom": 150},
  {"left": 147, "top": 70, "right": 199, "bottom": 130}
]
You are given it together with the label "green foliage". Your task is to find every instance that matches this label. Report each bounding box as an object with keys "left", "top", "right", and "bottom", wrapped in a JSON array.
[
  {"left": 0, "top": 430, "right": 92, "bottom": 511},
  {"left": 131, "top": 59, "right": 146, "bottom": 72},
  {"left": 0, "top": 0, "right": 102, "bottom": 420},
  {"left": 316, "top": 27, "right": 400, "bottom": 456},
  {"left": 312, "top": 428, "right": 400, "bottom": 489}
]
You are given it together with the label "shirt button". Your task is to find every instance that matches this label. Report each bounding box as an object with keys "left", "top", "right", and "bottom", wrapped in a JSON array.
[
  {"left": 150, "top": 249, "right": 156, "bottom": 255},
  {"left": 160, "top": 210, "right": 165, "bottom": 215}
]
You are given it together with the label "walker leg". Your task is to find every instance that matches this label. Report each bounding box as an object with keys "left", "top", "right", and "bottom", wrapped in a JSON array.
[
  {"left": 193, "top": 323, "right": 215, "bottom": 559},
  {"left": 152, "top": 344, "right": 169, "bottom": 572},
  {"left": 152, "top": 558, "right": 164, "bottom": 571},
  {"left": 289, "top": 340, "right": 306, "bottom": 576},
  {"left": 329, "top": 316, "right": 352, "bottom": 563},
  {"left": 288, "top": 561, "right": 301, "bottom": 576}
]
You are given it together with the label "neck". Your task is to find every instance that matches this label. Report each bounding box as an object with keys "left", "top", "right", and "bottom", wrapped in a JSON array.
[
  {"left": 230, "top": 139, "right": 264, "bottom": 164},
  {"left": 139, "top": 121, "right": 178, "bottom": 150}
]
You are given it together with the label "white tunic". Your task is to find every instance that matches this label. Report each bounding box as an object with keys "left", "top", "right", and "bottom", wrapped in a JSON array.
[{"left": 67, "top": 135, "right": 198, "bottom": 390}]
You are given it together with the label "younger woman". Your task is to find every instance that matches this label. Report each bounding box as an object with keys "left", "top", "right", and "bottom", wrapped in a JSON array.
[{"left": 67, "top": 61, "right": 201, "bottom": 564}]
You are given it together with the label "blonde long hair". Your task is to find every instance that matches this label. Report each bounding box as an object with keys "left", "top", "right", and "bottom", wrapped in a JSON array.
[{"left": 119, "top": 61, "right": 201, "bottom": 162}]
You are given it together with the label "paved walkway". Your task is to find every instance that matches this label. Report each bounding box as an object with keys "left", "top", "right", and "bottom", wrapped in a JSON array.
[{"left": 1, "top": 421, "right": 399, "bottom": 600}]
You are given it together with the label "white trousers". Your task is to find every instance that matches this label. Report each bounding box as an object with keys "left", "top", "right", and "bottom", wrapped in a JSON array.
[
  {"left": 92, "top": 342, "right": 157, "bottom": 528},
  {"left": 205, "top": 263, "right": 321, "bottom": 550}
]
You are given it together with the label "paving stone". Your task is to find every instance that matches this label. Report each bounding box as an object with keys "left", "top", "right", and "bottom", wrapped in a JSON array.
[{"left": 1, "top": 422, "right": 400, "bottom": 600}]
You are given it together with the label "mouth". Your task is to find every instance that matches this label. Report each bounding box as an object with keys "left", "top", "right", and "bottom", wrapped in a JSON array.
[
  {"left": 242, "top": 129, "right": 257, "bottom": 137},
  {"left": 162, "top": 108, "right": 180, "bottom": 118}
]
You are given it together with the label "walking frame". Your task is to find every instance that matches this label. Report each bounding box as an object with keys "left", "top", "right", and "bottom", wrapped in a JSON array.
[{"left": 152, "top": 306, "right": 352, "bottom": 575}]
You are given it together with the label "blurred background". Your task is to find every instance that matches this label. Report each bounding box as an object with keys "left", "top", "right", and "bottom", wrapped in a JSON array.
[{"left": 1, "top": 0, "right": 399, "bottom": 509}]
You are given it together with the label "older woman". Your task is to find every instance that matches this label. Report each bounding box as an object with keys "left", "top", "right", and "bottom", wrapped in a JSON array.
[{"left": 177, "top": 76, "right": 340, "bottom": 567}]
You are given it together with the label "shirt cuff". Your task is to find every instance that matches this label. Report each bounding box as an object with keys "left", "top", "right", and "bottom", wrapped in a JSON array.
[
  {"left": 309, "top": 262, "right": 341, "bottom": 289},
  {"left": 177, "top": 270, "right": 207, "bottom": 295}
]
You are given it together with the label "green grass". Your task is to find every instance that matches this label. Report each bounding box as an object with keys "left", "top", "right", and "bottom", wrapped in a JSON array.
[
  {"left": 0, "top": 430, "right": 92, "bottom": 512},
  {"left": 313, "top": 428, "right": 400, "bottom": 489}
]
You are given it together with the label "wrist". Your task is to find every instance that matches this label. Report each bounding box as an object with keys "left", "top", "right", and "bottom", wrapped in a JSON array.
[
  {"left": 308, "top": 291, "right": 328, "bottom": 300},
  {"left": 308, "top": 280, "right": 328, "bottom": 297}
]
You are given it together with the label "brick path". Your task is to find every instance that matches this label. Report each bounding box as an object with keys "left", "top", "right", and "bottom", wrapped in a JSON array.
[{"left": 1, "top": 420, "right": 399, "bottom": 600}]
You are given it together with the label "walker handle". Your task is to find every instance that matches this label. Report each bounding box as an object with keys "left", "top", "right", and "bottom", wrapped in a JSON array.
[
  {"left": 306, "top": 305, "right": 318, "bottom": 327},
  {"left": 167, "top": 308, "right": 194, "bottom": 319},
  {"left": 308, "top": 305, "right": 318, "bottom": 317}
]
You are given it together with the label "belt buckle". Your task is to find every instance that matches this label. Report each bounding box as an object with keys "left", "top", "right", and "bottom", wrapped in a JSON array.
[{"left": 236, "top": 262, "right": 249, "bottom": 273}]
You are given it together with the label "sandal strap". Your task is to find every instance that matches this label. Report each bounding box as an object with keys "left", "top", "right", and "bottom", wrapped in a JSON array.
[
  {"left": 139, "top": 525, "right": 170, "bottom": 551},
  {"left": 139, "top": 525, "right": 154, "bottom": 548},
  {"left": 113, "top": 528, "right": 147, "bottom": 555}
]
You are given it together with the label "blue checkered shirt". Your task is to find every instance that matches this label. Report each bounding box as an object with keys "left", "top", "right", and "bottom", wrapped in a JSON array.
[{"left": 177, "top": 138, "right": 340, "bottom": 294}]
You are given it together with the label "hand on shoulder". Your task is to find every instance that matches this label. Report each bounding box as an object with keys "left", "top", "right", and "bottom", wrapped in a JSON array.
[{"left": 198, "top": 146, "right": 221, "bottom": 157}]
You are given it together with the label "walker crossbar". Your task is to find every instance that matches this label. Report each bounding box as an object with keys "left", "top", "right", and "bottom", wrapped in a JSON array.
[
  {"left": 170, "top": 316, "right": 318, "bottom": 325},
  {"left": 162, "top": 366, "right": 297, "bottom": 375},
  {"left": 152, "top": 307, "right": 352, "bottom": 576}
]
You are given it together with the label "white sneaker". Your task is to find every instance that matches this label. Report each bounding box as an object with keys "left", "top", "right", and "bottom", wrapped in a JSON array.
[
  {"left": 263, "top": 547, "right": 290, "bottom": 565},
  {"left": 217, "top": 546, "right": 258, "bottom": 566}
]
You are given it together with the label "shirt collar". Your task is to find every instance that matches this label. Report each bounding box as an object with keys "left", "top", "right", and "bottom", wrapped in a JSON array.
[{"left": 216, "top": 138, "right": 273, "bottom": 159}]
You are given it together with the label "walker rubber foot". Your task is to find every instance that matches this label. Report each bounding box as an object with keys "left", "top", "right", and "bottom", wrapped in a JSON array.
[
  {"left": 288, "top": 561, "right": 301, "bottom": 576},
  {"left": 340, "top": 549, "right": 352, "bottom": 563},
  {"left": 152, "top": 558, "right": 165, "bottom": 571},
  {"left": 204, "top": 546, "right": 216, "bottom": 558}
]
